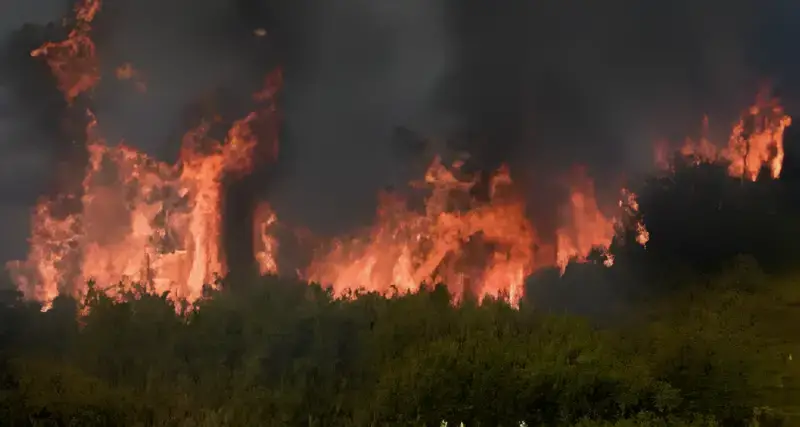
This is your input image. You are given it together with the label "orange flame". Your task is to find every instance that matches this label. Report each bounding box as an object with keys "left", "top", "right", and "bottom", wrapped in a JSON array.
[
  {"left": 30, "top": 0, "right": 102, "bottom": 102},
  {"left": 304, "top": 158, "right": 645, "bottom": 305},
  {"left": 7, "top": 103, "right": 271, "bottom": 303},
  {"left": 8, "top": 69, "right": 282, "bottom": 305},
  {"left": 555, "top": 167, "right": 618, "bottom": 272},
  {"left": 254, "top": 202, "right": 278, "bottom": 275},
  {"left": 662, "top": 95, "right": 792, "bottom": 181},
  {"left": 620, "top": 188, "right": 649, "bottom": 247},
  {"left": 12, "top": 0, "right": 653, "bottom": 309},
  {"left": 305, "top": 157, "right": 533, "bottom": 304}
]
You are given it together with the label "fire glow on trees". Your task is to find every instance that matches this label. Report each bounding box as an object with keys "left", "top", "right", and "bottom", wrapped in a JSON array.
[{"left": 5, "top": 0, "right": 789, "bottom": 309}]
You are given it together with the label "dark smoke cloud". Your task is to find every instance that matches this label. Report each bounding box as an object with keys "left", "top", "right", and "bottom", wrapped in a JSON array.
[
  {"left": 0, "top": 0, "right": 66, "bottom": 38},
  {"left": 90, "top": 0, "right": 274, "bottom": 158},
  {"left": 262, "top": 0, "right": 451, "bottom": 233},
  {"left": 1, "top": 0, "right": 800, "bottom": 267},
  {"left": 0, "top": 0, "right": 69, "bottom": 262},
  {"left": 267, "top": 0, "right": 800, "bottom": 235},
  {"left": 442, "top": 1, "right": 800, "bottom": 184}
]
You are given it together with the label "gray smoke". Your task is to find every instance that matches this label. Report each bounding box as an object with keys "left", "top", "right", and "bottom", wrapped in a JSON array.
[
  {"left": 1, "top": 0, "right": 800, "bottom": 266},
  {"left": 268, "top": 0, "right": 450, "bottom": 233},
  {"left": 0, "top": 0, "right": 69, "bottom": 262},
  {"left": 442, "top": 1, "right": 800, "bottom": 190}
]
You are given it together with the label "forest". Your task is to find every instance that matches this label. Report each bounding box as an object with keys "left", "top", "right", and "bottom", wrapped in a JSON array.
[{"left": 2, "top": 161, "right": 800, "bottom": 427}]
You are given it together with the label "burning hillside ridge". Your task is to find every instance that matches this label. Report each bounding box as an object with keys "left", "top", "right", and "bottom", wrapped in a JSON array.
[
  {"left": 3, "top": 0, "right": 791, "bottom": 310},
  {"left": 299, "top": 158, "right": 648, "bottom": 304},
  {"left": 654, "top": 92, "right": 792, "bottom": 181}
]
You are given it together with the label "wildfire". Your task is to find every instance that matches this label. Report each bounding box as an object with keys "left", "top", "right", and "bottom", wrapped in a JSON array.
[
  {"left": 7, "top": 0, "right": 648, "bottom": 308},
  {"left": 660, "top": 93, "right": 792, "bottom": 181},
  {"left": 10, "top": 0, "right": 282, "bottom": 304},
  {"left": 254, "top": 202, "right": 279, "bottom": 275},
  {"left": 13, "top": 0, "right": 789, "bottom": 310},
  {"left": 305, "top": 157, "right": 534, "bottom": 303},
  {"left": 620, "top": 189, "right": 649, "bottom": 247},
  {"left": 555, "top": 168, "right": 618, "bottom": 272},
  {"left": 8, "top": 86, "right": 279, "bottom": 303},
  {"left": 30, "top": 0, "right": 101, "bottom": 103},
  {"left": 303, "top": 157, "right": 646, "bottom": 305}
]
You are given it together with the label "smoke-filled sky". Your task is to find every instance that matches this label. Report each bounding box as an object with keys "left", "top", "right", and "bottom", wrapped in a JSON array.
[{"left": 2, "top": 0, "right": 800, "bottom": 263}]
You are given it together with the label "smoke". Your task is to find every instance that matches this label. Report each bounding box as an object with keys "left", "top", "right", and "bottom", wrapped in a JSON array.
[
  {"left": 0, "top": 0, "right": 70, "bottom": 263},
  {"left": 91, "top": 0, "right": 451, "bottom": 237},
  {"left": 1, "top": 0, "right": 800, "bottom": 269},
  {"left": 264, "top": 0, "right": 451, "bottom": 233},
  {"left": 434, "top": 0, "right": 800, "bottom": 239},
  {"left": 442, "top": 1, "right": 794, "bottom": 175},
  {"left": 240, "top": 0, "right": 800, "bottom": 239},
  {"left": 0, "top": 0, "right": 66, "bottom": 39},
  {"left": 86, "top": 0, "right": 270, "bottom": 158}
]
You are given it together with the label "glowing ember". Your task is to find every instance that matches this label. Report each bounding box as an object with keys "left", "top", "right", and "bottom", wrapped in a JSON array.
[
  {"left": 620, "top": 189, "right": 649, "bottom": 247},
  {"left": 115, "top": 62, "right": 146, "bottom": 92}
]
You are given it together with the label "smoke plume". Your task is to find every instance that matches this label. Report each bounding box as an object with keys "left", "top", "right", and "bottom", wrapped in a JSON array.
[{"left": 1, "top": 0, "right": 800, "bottom": 269}]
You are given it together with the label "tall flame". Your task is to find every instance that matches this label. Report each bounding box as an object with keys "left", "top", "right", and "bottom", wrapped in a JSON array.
[
  {"left": 665, "top": 94, "right": 792, "bottom": 181},
  {"left": 555, "top": 168, "right": 618, "bottom": 272},
  {"left": 303, "top": 157, "right": 646, "bottom": 305},
  {"left": 305, "top": 158, "right": 533, "bottom": 304},
  {"left": 19, "top": 0, "right": 789, "bottom": 310},
  {"left": 7, "top": 87, "right": 279, "bottom": 303},
  {"left": 254, "top": 202, "right": 279, "bottom": 275},
  {"left": 9, "top": 0, "right": 282, "bottom": 305}
]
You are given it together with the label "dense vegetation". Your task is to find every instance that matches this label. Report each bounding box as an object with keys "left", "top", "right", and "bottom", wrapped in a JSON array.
[
  {"left": 0, "top": 262, "right": 798, "bottom": 427},
  {"left": 1, "top": 163, "right": 800, "bottom": 426}
]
